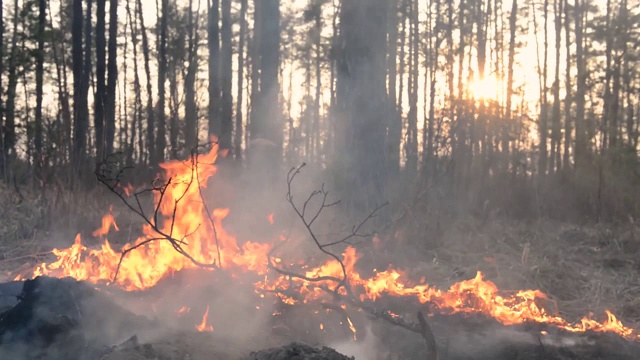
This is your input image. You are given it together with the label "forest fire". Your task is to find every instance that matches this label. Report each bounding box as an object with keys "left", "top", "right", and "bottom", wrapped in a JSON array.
[{"left": 14, "top": 144, "right": 640, "bottom": 342}]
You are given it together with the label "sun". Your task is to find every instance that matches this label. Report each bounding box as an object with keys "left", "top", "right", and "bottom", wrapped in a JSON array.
[{"left": 468, "top": 75, "right": 502, "bottom": 100}]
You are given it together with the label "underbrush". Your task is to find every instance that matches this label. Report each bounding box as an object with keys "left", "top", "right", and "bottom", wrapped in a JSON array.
[
  {"left": 2, "top": 172, "right": 640, "bottom": 332},
  {"left": 385, "top": 206, "right": 640, "bottom": 329}
]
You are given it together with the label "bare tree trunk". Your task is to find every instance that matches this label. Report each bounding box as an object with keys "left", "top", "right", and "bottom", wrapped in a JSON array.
[
  {"left": 0, "top": 0, "right": 4, "bottom": 179},
  {"left": 208, "top": 0, "right": 221, "bottom": 139},
  {"left": 313, "top": 4, "right": 323, "bottom": 162},
  {"left": 248, "top": 0, "right": 261, "bottom": 143},
  {"left": 425, "top": 0, "right": 441, "bottom": 173},
  {"left": 562, "top": 0, "right": 571, "bottom": 169},
  {"left": 184, "top": 0, "right": 200, "bottom": 151},
  {"left": 220, "top": 0, "right": 233, "bottom": 151},
  {"left": 169, "top": 65, "right": 178, "bottom": 159},
  {"left": 250, "top": 0, "right": 281, "bottom": 152},
  {"left": 336, "top": 0, "right": 389, "bottom": 211},
  {"left": 105, "top": 0, "right": 118, "bottom": 156},
  {"left": 574, "top": 0, "right": 587, "bottom": 167},
  {"left": 504, "top": 0, "right": 517, "bottom": 165},
  {"left": 96, "top": 0, "right": 106, "bottom": 160},
  {"left": 537, "top": 0, "right": 549, "bottom": 177},
  {"left": 3, "top": 0, "right": 20, "bottom": 181},
  {"left": 155, "top": 0, "right": 168, "bottom": 163},
  {"left": 405, "top": 0, "right": 419, "bottom": 174},
  {"left": 550, "top": 0, "right": 562, "bottom": 174},
  {"left": 600, "top": 0, "right": 612, "bottom": 153},
  {"left": 126, "top": 0, "right": 141, "bottom": 164},
  {"left": 48, "top": 0, "right": 73, "bottom": 165},
  {"left": 386, "top": 0, "right": 399, "bottom": 173},
  {"left": 35, "top": 0, "right": 46, "bottom": 175},
  {"left": 137, "top": 0, "right": 154, "bottom": 164},
  {"left": 234, "top": 0, "right": 247, "bottom": 161}
]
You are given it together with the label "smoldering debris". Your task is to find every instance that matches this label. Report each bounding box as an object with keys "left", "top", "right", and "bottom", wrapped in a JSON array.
[
  {"left": 0, "top": 276, "right": 155, "bottom": 360},
  {"left": 248, "top": 342, "right": 354, "bottom": 360}
]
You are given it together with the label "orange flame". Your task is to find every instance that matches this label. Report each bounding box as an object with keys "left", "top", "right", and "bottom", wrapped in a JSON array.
[
  {"left": 177, "top": 306, "right": 190, "bottom": 315},
  {"left": 16, "top": 143, "right": 640, "bottom": 341},
  {"left": 91, "top": 206, "right": 120, "bottom": 237},
  {"left": 196, "top": 305, "right": 213, "bottom": 332},
  {"left": 267, "top": 213, "right": 275, "bottom": 225}
]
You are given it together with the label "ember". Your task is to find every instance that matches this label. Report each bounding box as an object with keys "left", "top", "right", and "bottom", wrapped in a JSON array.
[{"left": 15, "top": 144, "right": 640, "bottom": 343}]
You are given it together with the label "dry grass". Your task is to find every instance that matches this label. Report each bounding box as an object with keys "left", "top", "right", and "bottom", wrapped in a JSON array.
[
  {"left": 0, "top": 181, "right": 140, "bottom": 281},
  {"left": 2, "top": 179, "right": 640, "bottom": 332},
  {"left": 390, "top": 208, "right": 640, "bottom": 329}
]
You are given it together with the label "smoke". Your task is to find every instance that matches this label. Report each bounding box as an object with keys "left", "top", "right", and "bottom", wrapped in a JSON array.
[{"left": 328, "top": 322, "right": 384, "bottom": 360}]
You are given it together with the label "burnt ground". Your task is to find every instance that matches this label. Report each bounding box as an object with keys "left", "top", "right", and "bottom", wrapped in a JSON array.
[{"left": 2, "top": 183, "right": 640, "bottom": 359}]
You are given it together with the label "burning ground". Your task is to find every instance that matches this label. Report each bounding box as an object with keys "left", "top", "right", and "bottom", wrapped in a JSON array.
[{"left": 1, "top": 144, "right": 640, "bottom": 359}]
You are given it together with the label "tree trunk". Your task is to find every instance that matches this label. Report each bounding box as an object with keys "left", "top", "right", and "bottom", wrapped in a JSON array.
[
  {"left": 105, "top": 0, "right": 118, "bottom": 156},
  {"left": 549, "top": 0, "right": 562, "bottom": 174},
  {"left": 250, "top": 0, "right": 282, "bottom": 152},
  {"left": 126, "top": 0, "right": 141, "bottom": 164},
  {"left": 0, "top": 0, "right": 4, "bottom": 179},
  {"left": 562, "top": 0, "right": 571, "bottom": 169},
  {"left": 405, "top": 0, "right": 419, "bottom": 174},
  {"left": 137, "top": 0, "right": 154, "bottom": 164},
  {"left": 3, "top": 0, "right": 20, "bottom": 181},
  {"left": 96, "top": 0, "right": 107, "bottom": 160},
  {"left": 155, "top": 0, "right": 168, "bottom": 163},
  {"left": 208, "top": 0, "right": 221, "bottom": 139},
  {"left": 538, "top": 0, "right": 549, "bottom": 177},
  {"left": 35, "top": 0, "right": 46, "bottom": 174},
  {"left": 220, "top": 0, "right": 233, "bottom": 151},
  {"left": 234, "top": 0, "right": 247, "bottom": 161},
  {"left": 335, "top": 0, "right": 389, "bottom": 212},
  {"left": 184, "top": 0, "right": 199, "bottom": 151},
  {"left": 574, "top": 0, "right": 587, "bottom": 167},
  {"left": 313, "top": 5, "right": 322, "bottom": 162},
  {"left": 504, "top": 0, "right": 517, "bottom": 165},
  {"left": 386, "top": 0, "right": 399, "bottom": 174}
]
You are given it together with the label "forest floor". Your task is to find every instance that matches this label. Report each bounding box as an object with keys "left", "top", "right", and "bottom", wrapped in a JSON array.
[{"left": 1, "top": 180, "right": 640, "bottom": 358}]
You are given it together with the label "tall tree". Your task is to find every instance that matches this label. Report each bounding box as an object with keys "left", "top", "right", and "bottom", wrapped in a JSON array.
[
  {"left": 3, "top": 0, "right": 20, "bottom": 181},
  {"left": 405, "top": 0, "right": 419, "bottom": 174},
  {"left": 71, "top": 0, "right": 87, "bottom": 173},
  {"left": 137, "top": 0, "right": 154, "bottom": 164},
  {"left": 0, "top": 0, "right": 4, "bottom": 178},
  {"left": 234, "top": 0, "right": 247, "bottom": 160},
  {"left": 549, "top": 0, "right": 562, "bottom": 173},
  {"left": 155, "top": 0, "right": 169, "bottom": 163},
  {"left": 250, "top": 0, "right": 282, "bottom": 153},
  {"left": 574, "top": 0, "right": 587, "bottom": 167},
  {"left": 335, "top": 0, "right": 389, "bottom": 210},
  {"left": 562, "top": 0, "right": 571, "bottom": 169},
  {"left": 105, "top": 0, "right": 118, "bottom": 155},
  {"left": 34, "top": 0, "right": 46, "bottom": 174},
  {"left": 208, "top": 0, "right": 220, "bottom": 140},
  {"left": 504, "top": 0, "right": 517, "bottom": 163},
  {"left": 386, "top": 0, "right": 400, "bottom": 174},
  {"left": 184, "top": 0, "right": 200, "bottom": 151},
  {"left": 95, "top": 0, "right": 106, "bottom": 160},
  {"left": 219, "top": 0, "right": 233, "bottom": 151}
]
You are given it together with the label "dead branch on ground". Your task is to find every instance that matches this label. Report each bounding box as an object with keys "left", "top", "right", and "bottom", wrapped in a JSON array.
[{"left": 264, "top": 164, "right": 440, "bottom": 358}]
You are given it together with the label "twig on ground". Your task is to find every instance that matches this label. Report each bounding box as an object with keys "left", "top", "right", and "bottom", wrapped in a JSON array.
[{"left": 280, "top": 164, "right": 387, "bottom": 296}]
